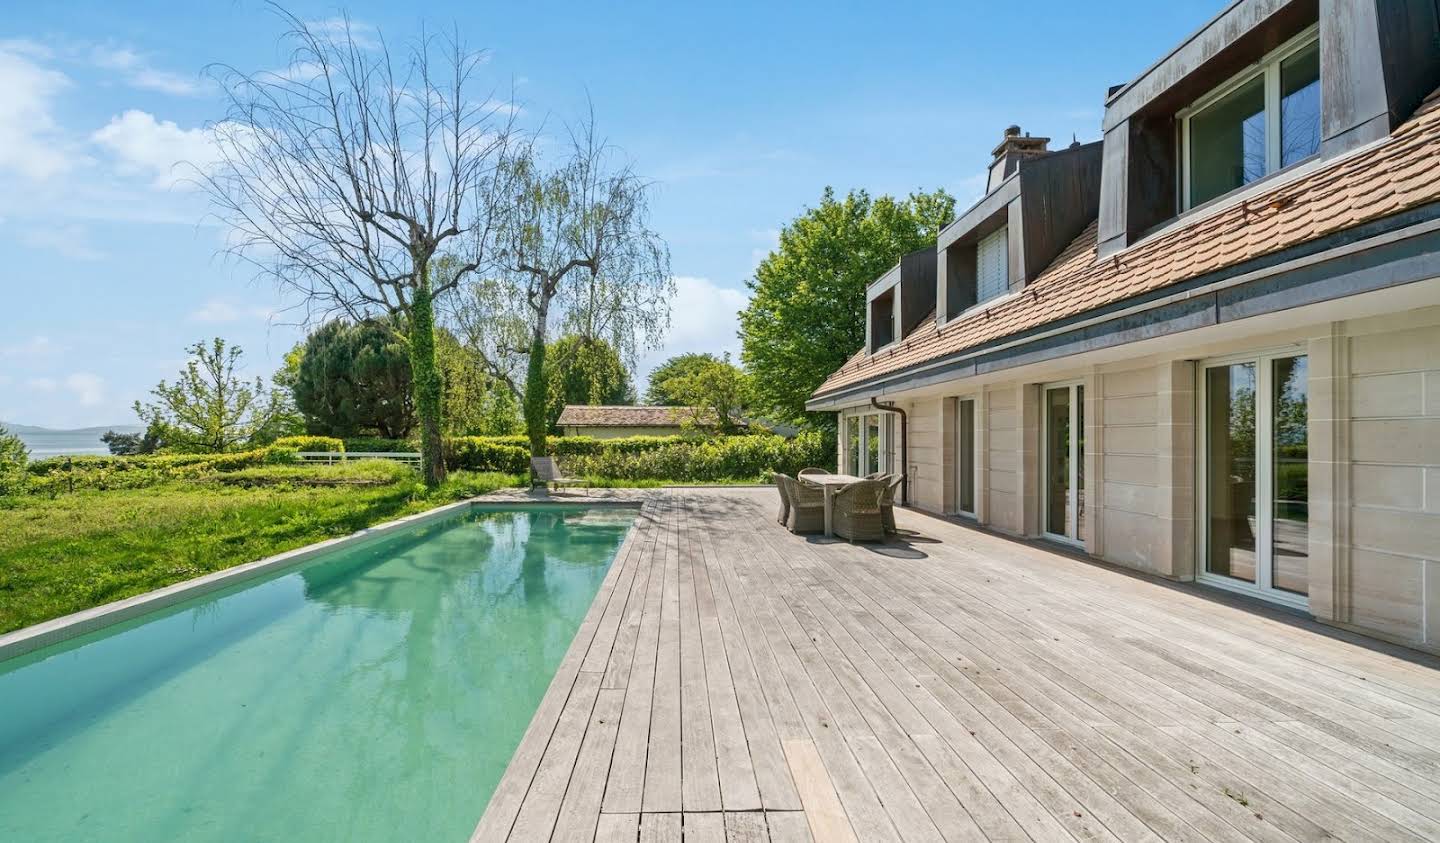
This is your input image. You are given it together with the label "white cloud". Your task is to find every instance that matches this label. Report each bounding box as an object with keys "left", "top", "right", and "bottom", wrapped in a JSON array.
[
  {"left": 637, "top": 275, "right": 750, "bottom": 387},
  {"left": 91, "top": 110, "right": 220, "bottom": 189},
  {"left": 26, "top": 377, "right": 58, "bottom": 392},
  {"left": 0, "top": 44, "right": 77, "bottom": 181},
  {"left": 18, "top": 224, "right": 107, "bottom": 261},
  {"left": 91, "top": 44, "right": 204, "bottom": 96},
  {"left": 65, "top": 372, "right": 105, "bottom": 407},
  {"left": 188, "top": 297, "right": 276, "bottom": 323}
]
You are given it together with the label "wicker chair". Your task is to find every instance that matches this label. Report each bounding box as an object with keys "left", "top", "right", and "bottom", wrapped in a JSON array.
[
  {"left": 864, "top": 471, "right": 887, "bottom": 480},
  {"left": 831, "top": 479, "right": 887, "bottom": 542},
  {"left": 772, "top": 472, "right": 791, "bottom": 526},
  {"left": 798, "top": 467, "right": 829, "bottom": 479},
  {"left": 880, "top": 474, "right": 904, "bottom": 533},
  {"left": 781, "top": 475, "right": 826, "bottom": 534}
]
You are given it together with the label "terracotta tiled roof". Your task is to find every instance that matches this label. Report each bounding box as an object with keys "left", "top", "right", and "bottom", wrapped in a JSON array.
[
  {"left": 813, "top": 89, "right": 1440, "bottom": 400},
  {"left": 557, "top": 405, "right": 705, "bottom": 427}
]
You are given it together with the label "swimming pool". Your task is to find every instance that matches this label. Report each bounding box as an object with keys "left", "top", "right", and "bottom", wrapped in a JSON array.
[{"left": 0, "top": 503, "right": 635, "bottom": 842}]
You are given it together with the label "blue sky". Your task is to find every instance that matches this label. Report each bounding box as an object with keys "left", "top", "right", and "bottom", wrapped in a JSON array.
[{"left": 0, "top": 0, "right": 1217, "bottom": 429}]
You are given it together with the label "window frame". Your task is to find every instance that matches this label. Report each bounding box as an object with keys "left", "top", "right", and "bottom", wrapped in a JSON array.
[{"left": 1178, "top": 24, "right": 1320, "bottom": 212}]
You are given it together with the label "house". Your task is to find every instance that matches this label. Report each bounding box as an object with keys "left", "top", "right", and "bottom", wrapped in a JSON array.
[
  {"left": 808, "top": 0, "right": 1440, "bottom": 655},
  {"left": 557, "top": 405, "right": 722, "bottom": 438}
]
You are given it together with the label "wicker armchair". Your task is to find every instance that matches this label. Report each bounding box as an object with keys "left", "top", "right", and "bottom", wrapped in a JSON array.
[
  {"left": 831, "top": 479, "right": 887, "bottom": 542},
  {"left": 781, "top": 475, "right": 826, "bottom": 534},
  {"left": 798, "top": 467, "right": 828, "bottom": 478},
  {"left": 864, "top": 471, "right": 887, "bottom": 480},
  {"left": 772, "top": 472, "right": 791, "bottom": 525},
  {"left": 880, "top": 474, "right": 904, "bottom": 533}
]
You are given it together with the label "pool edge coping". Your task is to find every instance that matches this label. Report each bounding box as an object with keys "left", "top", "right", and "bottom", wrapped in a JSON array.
[{"left": 0, "top": 492, "right": 648, "bottom": 663}]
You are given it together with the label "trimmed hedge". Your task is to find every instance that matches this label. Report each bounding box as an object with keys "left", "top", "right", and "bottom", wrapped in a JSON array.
[
  {"left": 557, "top": 432, "right": 830, "bottom": 482},
  {"left": 445, "top": 437, "right": 530, "bottom": 474},
  {"left": 272, "top": 435, "right": 344, "bottom": 453},
  {"left": 342, "top": 436, "right": 415, "bottom": 453}
]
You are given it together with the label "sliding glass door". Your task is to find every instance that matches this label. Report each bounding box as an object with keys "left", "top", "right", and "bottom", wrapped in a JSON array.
[
  {"left": 1042, "top": 382, "right": 1084, "bottom": 544},
  {"left": 1200, "top": 352, "right": 1309, "bottom": 605}
]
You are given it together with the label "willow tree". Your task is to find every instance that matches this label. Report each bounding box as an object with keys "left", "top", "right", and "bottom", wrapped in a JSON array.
[
  {"left": 467, "top": 116, "right": 671, "bottom": 456},
  {"left": 202, "top": 10, "right": 515, "bottom": 484}
]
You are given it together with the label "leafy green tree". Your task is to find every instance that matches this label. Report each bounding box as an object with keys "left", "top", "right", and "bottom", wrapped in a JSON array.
[
  {"left": 0, "top": 425, "right": 28, "bottom": 495},
  {"left": 739, "top": 187, "right": 955, "bottom": 427},
  {"left": 542, "top": 335, "right": 635, "bottom": 432},
  {"left": 646, "top": 353, "right": 722, "bottom": 406},
  {"left": 664, "top": 352, "right": 751, "bottom": 434},
  {"left": 133, "top": 338, "right": 287, "bottom": 453},
  {"left": 294, "top": 320, "right": 414, "bottom": 439},
  {"left": 436, "top": 328, "right": 522, "bottom": 436}
]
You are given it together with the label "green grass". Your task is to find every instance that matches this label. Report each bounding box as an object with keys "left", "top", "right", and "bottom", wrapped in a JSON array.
[{"left": 0, "top": 464, "right": 523, "bottom": 635}]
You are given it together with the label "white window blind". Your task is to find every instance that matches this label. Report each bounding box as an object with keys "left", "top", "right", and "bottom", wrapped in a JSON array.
[{"left": 977, "top": 227, "right": 1009, "bottom": 303}]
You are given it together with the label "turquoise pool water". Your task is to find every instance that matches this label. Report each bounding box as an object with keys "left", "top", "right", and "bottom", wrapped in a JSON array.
[{"left": 0, "top": 504, "right": 634, "bottom": 842}]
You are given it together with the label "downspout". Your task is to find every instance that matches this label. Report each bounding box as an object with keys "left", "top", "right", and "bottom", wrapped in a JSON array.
[{"left": 870, "top": 397, "right": 908, "bottom": 506}]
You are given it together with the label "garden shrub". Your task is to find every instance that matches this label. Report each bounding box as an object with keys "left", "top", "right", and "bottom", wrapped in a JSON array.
[
  {"left": 341, "top": 436, "right": 415, "bottom": 453},
  {"left": 444, "top": 437, "right": 530, "bottom": 474},
  {"left": 271, "top": 435, "right": 344, "bottom": 453},
  {"left": 24, "top": 447, "right": 287, "bottom": 494},
  {"left": 557, "top": 431, "right": 831, "bottom": 482}
]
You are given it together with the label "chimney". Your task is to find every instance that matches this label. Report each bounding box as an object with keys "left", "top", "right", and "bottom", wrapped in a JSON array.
[{"left": 987, "top": 125, "right": 1050, "bottom": 193}]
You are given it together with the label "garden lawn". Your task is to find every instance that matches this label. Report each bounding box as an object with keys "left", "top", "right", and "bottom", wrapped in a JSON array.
[{"left": 0, "top": 464, "right": 523, "bottom": 634}]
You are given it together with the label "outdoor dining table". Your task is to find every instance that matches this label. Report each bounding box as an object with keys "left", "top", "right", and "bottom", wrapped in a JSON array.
[{"left": 799, "top": 473, "right": 864, "bottom": 536}]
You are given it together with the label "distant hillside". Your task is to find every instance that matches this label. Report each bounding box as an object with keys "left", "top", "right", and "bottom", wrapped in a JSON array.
[{"left": 2, "top": 422, "right": 143, "bottom": 435}]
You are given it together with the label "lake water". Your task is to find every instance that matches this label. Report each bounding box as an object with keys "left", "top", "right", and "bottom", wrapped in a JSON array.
[{"left": 12, "top": 428, "right": 134, "bottom": 459}]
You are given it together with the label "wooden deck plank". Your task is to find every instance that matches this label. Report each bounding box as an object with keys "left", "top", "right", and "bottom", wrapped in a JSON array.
[
  {"left": 604, "top": 500, "right": 672, "bottom": 814},
  {"left": 642, "top": 498, "right": 684, "bottom": 813},
  {"left": 683, "top": 498, "right": 764, "bottom": 812},
  {"left": 474, "top": 489, "right": 1440, "bottom": 842},
  {"left": 677, "top": 497, "right": 724, "bottom": 812},
  {"left": 551, "top": 687, "right": 626, "bottom": 842},
  {"left": 762, "top": 811, "right": 813, "bottom": 843},
  {"left": 690, "top": 500, "right": 799, "bottom": 811},
  {"left": 639, "top": 812, "right": 681, "bottom": 843}
]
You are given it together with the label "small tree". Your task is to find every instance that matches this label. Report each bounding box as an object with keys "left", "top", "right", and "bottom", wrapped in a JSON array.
[
  {"left": 543, "top": 335, "right": 634, "bottom": 432},
  {"left": 294, "top": 319, "right": 415, "bottom": 438},
  {"left": 665, "top": 353, "right": 751, "bottom": 434},
  {"left": 0, "top": 425, "right": 28, "bottom": 495},
  {"left": 134, "top": 338, "right": 286, "bottom": 453},
  {"left": 203, "top": 9, "right": 517, "bottom": 484},
  {"left": 645, "top": 352, "right": 721, "bottom": 406}
]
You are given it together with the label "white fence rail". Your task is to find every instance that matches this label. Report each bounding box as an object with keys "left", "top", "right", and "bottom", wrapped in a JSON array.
[{"left": 295, "top": 451, "right": 422, "bottom": 466}]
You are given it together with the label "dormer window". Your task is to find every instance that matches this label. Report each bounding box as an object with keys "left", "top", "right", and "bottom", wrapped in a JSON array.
[
  {"left": 1180, "top": 28, "right": 1320, "bottom": 210},
  {"left": 976, "top": 226, "right": 1009, "bottom": 302}
]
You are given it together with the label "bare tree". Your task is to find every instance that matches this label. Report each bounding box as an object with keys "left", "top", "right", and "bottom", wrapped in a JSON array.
[
  {"left": 201, "top": 6, "right": 516, "bottom": 484},
  {"left": 470, "top": 114, "right": 673, "bottom": 455}
]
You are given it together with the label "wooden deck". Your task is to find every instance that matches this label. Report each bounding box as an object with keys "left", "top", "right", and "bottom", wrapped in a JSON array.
[{"left": 472, "top": 488, "right": 1440, "bottom": 842}]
